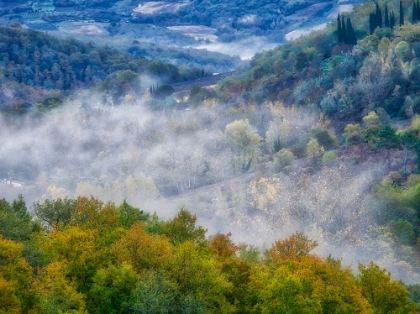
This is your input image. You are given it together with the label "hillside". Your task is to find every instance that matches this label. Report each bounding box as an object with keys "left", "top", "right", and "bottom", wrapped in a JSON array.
[
  {"left": 4, "top": 0, "right": 420, "bottom": 311},
  {"left": 0, "top": 0, "right": 357, "bottom": 57}
]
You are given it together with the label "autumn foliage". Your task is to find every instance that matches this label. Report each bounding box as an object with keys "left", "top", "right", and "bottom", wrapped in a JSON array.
[{"left": 0, "top": 196, "right": 418, "bottom": 313}]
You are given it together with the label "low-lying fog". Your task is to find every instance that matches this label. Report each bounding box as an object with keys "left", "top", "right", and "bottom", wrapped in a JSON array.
[{"left": 1, "top": 92, "right": 418, "bottom": 282}]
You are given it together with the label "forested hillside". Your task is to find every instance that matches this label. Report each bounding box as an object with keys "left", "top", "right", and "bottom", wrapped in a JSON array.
[
  {"left": 0, "top": 196, "right": 417, "bottom": 313},
  {"left": 0, "top": 26, "right": 235, "bottom": 113},
  {"left": 5, "top": 0, "right": 420, "bottom": 311}
]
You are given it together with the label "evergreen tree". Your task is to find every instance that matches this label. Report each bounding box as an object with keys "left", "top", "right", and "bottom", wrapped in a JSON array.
[
  {"left": 390, "top": 10, "right": 396, "bottom": 28},
  {"left": 412, "top": 0, "right": 417, "bottom": 23},
  {"left": 385, "top": 3, "right": 390, "bottom": 27},
  {"left": 417, "top": 0, "right": 420, "bottom": 22},
  {"left": 341, "top": 15, "right": 347, "bottom": 44},
  {"left": 376, "top": 3, "right": 383, "bottom": 28},
  {"left": 400, "top": 0, "right": 404, "bottom": 26},
  {"left": 369, "top": 12, "right": 376, "bottom": 34},
  {"left": 337, "top": 14, "right": 343, "bottom": 43},
  {"left": 346, "top": 17, "right": 357, "bottom": 45}
]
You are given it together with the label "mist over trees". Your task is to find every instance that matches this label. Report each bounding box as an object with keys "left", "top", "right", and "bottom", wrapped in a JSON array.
[{"left": 5, "top": 0, "right": 420, "bottom": 309}]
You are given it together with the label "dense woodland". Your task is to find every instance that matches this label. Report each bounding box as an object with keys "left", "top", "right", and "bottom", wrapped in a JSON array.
[
  {"left": 0, "top": 195, "right": 418, "bottom": 313},
  {"left": 0, "top": 26, "right": 236, "bottom": 113}
]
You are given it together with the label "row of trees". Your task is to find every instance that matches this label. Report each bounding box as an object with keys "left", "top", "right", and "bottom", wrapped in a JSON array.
[
  {"left": 369, "top": 3, "right": 397, "bottom": 34},
  {"left": 0, "top": 196, "right": 417, "bottom": 313},
  {"left": 337, "top": 14, "right": 357, "bottom": 45}
]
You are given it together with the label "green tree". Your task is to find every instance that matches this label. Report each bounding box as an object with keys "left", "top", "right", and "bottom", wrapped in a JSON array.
[
  {"left": 376, "top": 126, "right": 400, "bottom": 168},
  {"left": 306, "top": 138, "right": 324, "bottom": 164},
  {"left": 346, "top": 17, "right": 358, "bottom": 45},
  {"left": 338, "top": 14, "right": 343, "bottom": 43},
  {"left": 344, "top": 124, "right": 362, "bottom": 146},
  {"left": 162, "top": 208, "right": 207, "bottom": 245},
  {"left": 87, "top": 264, "right": 138, "bottom": 314},
  {"left": 224, "top": 119, "right": 262, "bottom": 173},
  {"left": 129, "top": 271, "right": 176, "bottom": 314},
  {"left": 401, "top": 0, "right": 405, "bottom": 26},
  {"left": 358, "top": 262, "right": 415, "bottom": 313}
]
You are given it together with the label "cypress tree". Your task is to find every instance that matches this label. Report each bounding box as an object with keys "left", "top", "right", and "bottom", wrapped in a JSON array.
[
  {"left": 376, "top": 3, "right": 383, "bottom": 28},
  {"left": 342, "top": 15, "right": 347, "bottom": 44},
  {"left": 337, "top": 14, "right": 343, "bottom": 43},
  {"left": 400, "top": 0, "right": 404, "bottom": 25},
  {"left": 385, "top": 3, "right": 390, "bottom": 27},
  {"left": 390, "top": 10, "right": 396, "bottom": 28},
  {"left": 412, "top": 0, "right": 417, "bottom": 23},
  {"left": 369, "top": 12, "right": 376, "bottom": 34},
  {"left": 417, "top": 0, "right": 420, "bottom": 22},
  {"left": 346, "top": 17, "right": 357, "bottom": 45}
]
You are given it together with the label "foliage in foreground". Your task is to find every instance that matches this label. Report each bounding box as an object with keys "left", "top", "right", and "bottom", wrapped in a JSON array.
[{"left": 0, "top": 196, "right": 418, "bottom": 313}]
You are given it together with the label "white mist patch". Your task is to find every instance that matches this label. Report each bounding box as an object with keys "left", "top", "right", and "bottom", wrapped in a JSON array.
[{"left": 195, "top": 36, "right": 278, "bottom": 60}]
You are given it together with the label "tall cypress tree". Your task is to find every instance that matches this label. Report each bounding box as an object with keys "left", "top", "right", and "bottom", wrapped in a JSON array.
[
  {"left": 390, "top": 10, "right": 396, "bottom": 28},
  {"left": 412, "top": 0, "right": 417, "bottom": 23},
  {"left": 400, "top": 0, "right": 405, "bottom": 25},
  {"left": 417, "top": 0, "right": 420, "bottom": 22},
  {"left": 346, "top": 17, "right": 357, "bottom": 45},
  {"left": 370, "top": 12, "right": 376, "bottom": 34},
  {"left": 385, "top": 3, "right": 390, "bottom": 27},
  {"left": 376, "top": 3, "right": 383, "bottom": 28},
  {"left": 342, "top": 15, "right": 347, "bottom": 44},
  {"left": 337, "top": 14, "right": 343, "bottom": 43}
]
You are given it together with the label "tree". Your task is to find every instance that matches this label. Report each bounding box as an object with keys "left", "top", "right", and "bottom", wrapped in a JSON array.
[
  {"left": 170, "top": 241, "right": 234, "bottom": 313},
  {"left": 129, "top": 270, "right": 176, "bottom": 314},
  {"left": 265, "top": 232, "right": 318, "bottom": 264},
  {"left": 358, "top": 262, "right": 415, "bottom": 313},
  {"left": 376, "top": 125, "right": 400, "bottom": 168},
  {"left": 0, "top": 196, "right": 34, "bottom": 242},
  {"left": 338, "top": 14, "right": 343, "bottom": 43},
  {"left": 224, "top": 119, "right": 262, "bottom": 173},
  {"left": 0, "top": 235, "right": 34, "bottom": 312},
  {"left": 376, "top": 3, "right": 383, "bottom": 28},
  {"left": 400, "top": 0, "right": 405, "bottom": 26},
  {"left": 33, "top": 198, "right": 76, "bottom": 231},
  {"left": 87, "top": 264, "right": 138, "bottom": 314},
  {"left": 342, "top": 15, "right": 347, "bottom": 44},
  {"left": 33, "top": 261, "right": 87, "bottom": 314},
  {"left": 385, "top": 3, "right": 390, "bottom": 27},
  {"left": 362, "top": 111, "right": 381, "bottom": 144},
  {"left": 162, "top": 208, "right": 207, "bottom": 245},
  {"left": 390, "top": 11, "right": 396, "bottom": 29},
  {"left": 344, "top": 123, "right": 362, "bottom": 146},
  {"left": 346, "top": 17, "right": 357, "bottom": 45},
  {"left": 113, "top": 222, "right": 173, "bottom": 273},
  {"left": 306, "top": 138, "right": 324, "bottom": 164}
]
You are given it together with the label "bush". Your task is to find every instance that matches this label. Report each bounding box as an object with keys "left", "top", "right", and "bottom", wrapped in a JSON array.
[
  {"left": 322, "top": 151, "right": 336, "bottom": 165},
  {"left": 274, "top": 149, "right": 294, "bottom": 172}
]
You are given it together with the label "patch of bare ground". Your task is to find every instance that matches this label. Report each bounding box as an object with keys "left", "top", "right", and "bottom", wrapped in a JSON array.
[
  {"left": 132, "top": 1, "right": 190, "bottom": 15},
  {"left": 167, "top": 25, "right": 218, "bottom": 42}
]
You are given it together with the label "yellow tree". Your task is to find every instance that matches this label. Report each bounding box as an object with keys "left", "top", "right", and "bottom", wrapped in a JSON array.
[
  {"left": 0, "top": 235, "right": 33, "bottom": 312},
  {"left": 0, "top": 275, "right": 21, "bottom": 314},
  {"left": 112, "top": 222, "right": 173, "bottom": 273},
  {"left": 46, "top": 226, "right": 97, "bottom": 293},
  {"left": 32, "top": 261, "right": 87, "bottom": 314}
]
